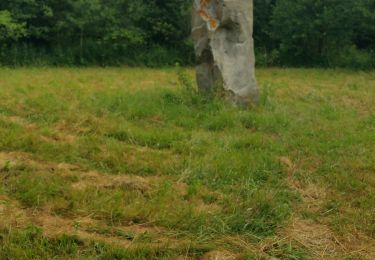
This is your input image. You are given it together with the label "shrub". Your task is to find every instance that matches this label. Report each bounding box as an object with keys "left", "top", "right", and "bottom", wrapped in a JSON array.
[{"left": 330, "top": 46, "right": 375, "bottom": 70}]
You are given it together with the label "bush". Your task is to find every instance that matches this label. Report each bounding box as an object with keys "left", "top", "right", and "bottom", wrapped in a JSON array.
[
  {"left": 330, "top": 46, "right": 375, "bottom": 70},
  {"left": 255, "top": 48, "right": 280, "bottom": 67},
  {"left": 0, "top": 43, "right": 195, "bottom": 67}
]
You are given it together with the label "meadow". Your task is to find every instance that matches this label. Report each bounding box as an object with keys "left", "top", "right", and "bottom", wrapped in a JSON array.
[{"left": 0, "top": 67, "right": 374, "bottom": 259}]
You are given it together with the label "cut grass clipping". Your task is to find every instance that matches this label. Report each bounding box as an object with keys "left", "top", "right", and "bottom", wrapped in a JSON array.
[{"left": 0, "top": 68, "right": 374, "bottom": 259}]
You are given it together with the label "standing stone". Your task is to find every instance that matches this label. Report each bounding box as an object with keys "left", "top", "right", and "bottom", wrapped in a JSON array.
[{"left": 192, "top": 0, "right": 259, "bottom": 106}]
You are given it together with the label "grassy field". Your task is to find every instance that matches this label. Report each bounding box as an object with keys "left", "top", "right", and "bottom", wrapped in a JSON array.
[{"left": 0, "top": 67, "right": 374, "bottom": 259}]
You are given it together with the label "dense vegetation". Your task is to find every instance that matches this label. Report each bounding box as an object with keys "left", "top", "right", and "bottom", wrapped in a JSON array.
[{"left": 0, "top": 0, "right": 374, "bottom": 67}]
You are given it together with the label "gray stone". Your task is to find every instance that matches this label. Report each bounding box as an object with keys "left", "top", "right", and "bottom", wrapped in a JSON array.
[{"left": 192, "top": 0, "right": 259, "bottom": 106}]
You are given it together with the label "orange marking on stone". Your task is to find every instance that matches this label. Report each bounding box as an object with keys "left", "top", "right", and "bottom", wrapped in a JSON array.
[
  {"left": 197, "top": 0, "right": 218, "bottom": 30},
  {"left": 198, "top": 10, "right": 210, "bottom": 20},
  {"left": 210, "top": 20, "right": 218, "bottom": 30}
]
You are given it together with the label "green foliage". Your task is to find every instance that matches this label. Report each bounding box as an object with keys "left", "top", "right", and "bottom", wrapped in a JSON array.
[
  {"left": 271, "top": 0, "right": 356, "bottom": 66},
  {"left": 331, "top": 45, "right": 375, "bottom": 70},
  {"left": 0, "top": 0, "right": 373, "bottom": 68},
  {"left": 0, "top": 0, "right": 193, "bottom": 66},
  {"left": 0, "top": 10, "right": 26, "bottom": 41},
  {"left": 257, "top": 0, "right": 375, "bottom": 68}
]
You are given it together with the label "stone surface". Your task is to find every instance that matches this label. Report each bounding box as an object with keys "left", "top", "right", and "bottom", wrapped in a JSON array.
[{"left": 192, "top": 0, "right": 259, "bottom": 105}]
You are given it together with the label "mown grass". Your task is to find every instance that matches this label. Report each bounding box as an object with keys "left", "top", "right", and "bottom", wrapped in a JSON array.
[{"left": 0, "top": 67, "right": 374, "bottom": 259}]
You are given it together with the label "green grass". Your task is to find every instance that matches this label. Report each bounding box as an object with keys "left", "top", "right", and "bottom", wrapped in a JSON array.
[{"left": 0, "top": 67, "right": 374, "bottom": 259}]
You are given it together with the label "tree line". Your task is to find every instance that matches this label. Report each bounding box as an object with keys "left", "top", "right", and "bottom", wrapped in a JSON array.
[{"left": 0, "top": 0, "right": 374, "bottom": 68}]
